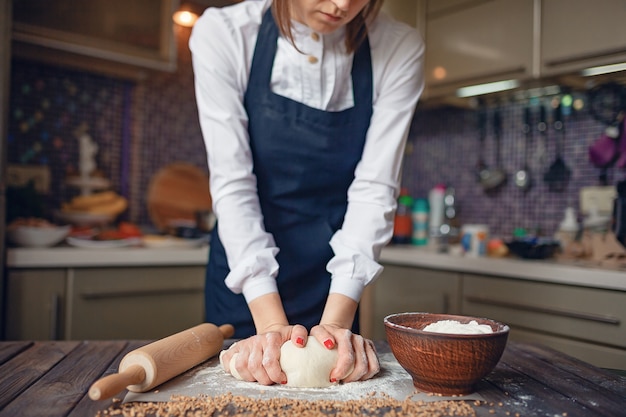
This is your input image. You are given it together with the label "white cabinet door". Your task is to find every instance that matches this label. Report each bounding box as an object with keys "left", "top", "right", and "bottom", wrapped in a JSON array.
[
  {"left": 541, "top": 0, "right": 626, "bottom": 76},
  {"left": 424, "top": 0, "right": 535, "bottom": 97},
  {"left": 12, "top": 0, "right": 178, "bottom": 78},
  {"left": 68, "top": 266, "right": 205, "bottom": 340}
]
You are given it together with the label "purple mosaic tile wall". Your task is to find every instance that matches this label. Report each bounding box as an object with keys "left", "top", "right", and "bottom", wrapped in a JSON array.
[
  {"left": 403, "top": 101, "right": 626, "bottom": 238},
  {"left": 7, "top": 26, "right": 208, "bottom": 226},
  {"left": 7, "top": 62, "right": 131, "bottom": 218},
  {"left": 7, "top": 25, "right": 626, "bottom": 238}
]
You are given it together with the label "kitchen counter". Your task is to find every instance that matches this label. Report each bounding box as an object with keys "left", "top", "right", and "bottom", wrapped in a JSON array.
[
  {"left": 6, "top": 244, "right": 626, "bottom": 291},
  {"left": 380, "top": 246, "right": 626, "bottom": 292},
  {"left": 5, "top": 245, "right": 210, "bottom": 268},
  {"left": 1, "top": 339, "right": 624, "bottom": 417}
]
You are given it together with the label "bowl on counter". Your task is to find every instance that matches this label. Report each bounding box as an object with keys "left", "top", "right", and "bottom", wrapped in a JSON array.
[
  {"left": 505, "top": 237, "right": 560, "bottom": 259},
  {"left": 384, "top": 312, "right": 509, "bottom": 395},
  {"left": 7, "top": 224, "right": 72, "bottom": 248}
]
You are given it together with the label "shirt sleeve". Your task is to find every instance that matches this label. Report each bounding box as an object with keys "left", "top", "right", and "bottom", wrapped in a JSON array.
[
  {"left": 189, "top": 5, "right": 280, "bottom": 303},
  {"left": 327, "top": 19, "right": 425, "bottom": 301}
]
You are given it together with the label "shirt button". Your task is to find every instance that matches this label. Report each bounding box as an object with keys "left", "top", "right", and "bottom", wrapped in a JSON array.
[
  {"left": 308, "top": 55, "right": 319, "bottom": 64},
  {"left": 311, "top": 32, "right": 320, "bottom": 41}
]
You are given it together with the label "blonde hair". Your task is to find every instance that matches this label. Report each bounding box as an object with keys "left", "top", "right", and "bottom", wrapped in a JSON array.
[{"left": 271, "top": 0, "right": 384, "bottom": 53}]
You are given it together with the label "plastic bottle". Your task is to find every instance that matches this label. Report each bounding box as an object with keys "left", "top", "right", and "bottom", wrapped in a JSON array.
[
  {"left": 428, "top": 184, "right": 446, "bottom": 238},
  {"left": 392, "top": 188, "right": 413, "bottom": 245},
  {"left": 555, "top": 206, "right": 579, "bottom": 248},
  {"left": 412, "top": 198, "right": 429, "bottom": 246}
]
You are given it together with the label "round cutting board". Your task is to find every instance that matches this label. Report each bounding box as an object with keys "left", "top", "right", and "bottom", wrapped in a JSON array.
[{"left": 146, "top": 163, "right": 212, "bottom": 231}]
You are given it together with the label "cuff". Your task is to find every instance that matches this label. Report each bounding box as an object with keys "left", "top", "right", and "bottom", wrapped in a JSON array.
[{"left": 327, "top": 252, "right": 384, "bottom": 302}]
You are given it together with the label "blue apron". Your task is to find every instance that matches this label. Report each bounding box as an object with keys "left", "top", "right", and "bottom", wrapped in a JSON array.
[{"left": 205, "top": 9, "right": 373, "bottom": 338}]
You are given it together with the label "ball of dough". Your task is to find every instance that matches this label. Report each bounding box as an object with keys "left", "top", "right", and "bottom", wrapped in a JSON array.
[
  {"left": 219, "top": 338, "right": 341, "bottom": 388},
  {"left": 280, "top": 337, "right": 338, "bottom": 388},
  {"left": 219, "top": 349, "right": 244, "bottom": 381}
]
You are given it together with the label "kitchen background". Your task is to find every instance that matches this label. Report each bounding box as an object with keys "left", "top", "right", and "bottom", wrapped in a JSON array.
[
  {"left": 7, "top": 55, "right": 626, "bottom": 240},
  {"left": 5, "top": 0, "right": 626, "bottom": 240}
]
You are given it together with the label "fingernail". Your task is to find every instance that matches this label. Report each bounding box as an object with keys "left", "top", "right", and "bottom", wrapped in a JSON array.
[
  {"left": 281, "top": 380, "right": 288, "bottom": 385},
  {"left": 323, "top": 339, "right": 334, "bottom": 349},
  {"left": 296, "top": 337, "right": 304, "bottom": 346},
  {"left": 330, "top": 378, "right": 337, "bottom": 383}
]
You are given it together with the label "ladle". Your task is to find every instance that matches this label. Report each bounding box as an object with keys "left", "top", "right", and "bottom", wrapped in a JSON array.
[
  {"left": 514, "top": 106, "right": 532, "bottom": 191},
  {"left": 481, "top": 106, "right": 507, "bottom": 191},
  {"left": 543, "top": 103, "right": 571, "bottom": 192},
  {"left": 475, "top": 104, "right": 490, "bottom": 183}
]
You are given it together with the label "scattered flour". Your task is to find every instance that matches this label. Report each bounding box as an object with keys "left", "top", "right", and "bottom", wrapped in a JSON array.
[{"left": 423, "top": 320, "right": 494, "bottom": 334}]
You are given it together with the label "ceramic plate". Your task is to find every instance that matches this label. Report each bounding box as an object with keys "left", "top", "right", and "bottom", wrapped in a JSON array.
[
  {"left": 141, "top": 235, "right": 209, "bottom": 248},
  {"left": 66, "top": 236, "right": 142, "bottom": 249}
]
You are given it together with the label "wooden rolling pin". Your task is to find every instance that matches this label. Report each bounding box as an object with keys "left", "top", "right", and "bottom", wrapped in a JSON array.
[{"left": 89, "top": 323, "right": 234, "bottom": 401}]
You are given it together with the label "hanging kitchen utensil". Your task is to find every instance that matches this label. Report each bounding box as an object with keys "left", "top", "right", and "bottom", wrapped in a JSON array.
[
  {"left": 481, "top": 105, "right": 507, "bottom": 191},
  {"left": 514, "top": 106, "right": 532, "bottom": 191},
  {"left": 474, "top": 102, "right": 490, "bottom": 183},
  {"left": 543, "top": 103, "right": 571, "bottom": 192},
  {"left": 614, "top": 116, "right": 626, "bottom": 168},
  {"left": 533, "top": 103, "right": 548, "bottom": 171},
  {"left": 589, "top": 82, "right": 626, "bottom": 126},
  {"left": 588, "top": 82, "right": 626, "bottom": 184}
]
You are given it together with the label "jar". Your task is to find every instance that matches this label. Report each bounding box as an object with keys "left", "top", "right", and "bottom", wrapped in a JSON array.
[
  {"left": 412, "top": 198, "right": 429, "bottom": 246},
  {"left": 461, "top": 224, "right": 489, "bottom": 257}
]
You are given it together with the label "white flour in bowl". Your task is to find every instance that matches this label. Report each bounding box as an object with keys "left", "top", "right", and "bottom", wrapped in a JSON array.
[{"left": 422, "top": 320, "right": 493, "bottom": 334}]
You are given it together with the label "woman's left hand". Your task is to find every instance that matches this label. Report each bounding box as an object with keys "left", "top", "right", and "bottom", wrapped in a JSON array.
[{"left": 309, "top": 324, "right": 380, "bottom": 383}]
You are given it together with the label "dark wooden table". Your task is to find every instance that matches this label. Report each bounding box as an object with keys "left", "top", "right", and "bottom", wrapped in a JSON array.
[{"left": 0, "top": 340, "right": 624, "bottom": 417}]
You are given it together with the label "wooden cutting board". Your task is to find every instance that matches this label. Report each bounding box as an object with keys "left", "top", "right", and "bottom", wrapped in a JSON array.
[{"left": 146, "top": 163, "right": 212, "bottom": 231}]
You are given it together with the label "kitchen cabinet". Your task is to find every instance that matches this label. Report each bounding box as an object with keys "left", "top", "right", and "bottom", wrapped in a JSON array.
[
  {"left": 6, "top": 269, "right": 66, "bottom": 340},
  {"left": 462, "top": 274, "right": 626, "bottom": 370},
  {"left": 423, "top": 0, "right": 535, "bottom": 98},
  {"left": 6, "top": 265, "right": 205, "bottom": 341},
  {"left": 11, "top": 0, "right": 178, "bottom": 79},
  {"left": 361, "top": 264, "right": 462, "bottom": 340},
  {"left": 541, "top": 0, "right": 626, "bottom": 76},
  {"left": 381, "top": 0, "right": 426, "bottom": 38},
  {"left": 421, "top": 0, "right": 626, "bottom": 100}
]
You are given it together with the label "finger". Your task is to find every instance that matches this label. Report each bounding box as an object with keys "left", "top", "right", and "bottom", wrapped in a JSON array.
[
  {"left": 341, "top": 335, "right": 369, "bottom": 383},
  {"left": 230, "top": 345, "right": 256, "bottom": 382},
  {"left": 247, "top": 343, "right": 273, "bottom": 385},
  {"left": 262, "top": 332, "right": 287, "bottom": 385},
  {"left": 290, "top": 324, "right": 308, "bottom": 348},
  {"left": 310, "top": 325, "right": 336, "bottom": 350},
  {"left": 362, "top": 339, "right": 381, "bottom": 380},
  {"left": 329, "top": 329, "right": 354, "bottom": 382}
]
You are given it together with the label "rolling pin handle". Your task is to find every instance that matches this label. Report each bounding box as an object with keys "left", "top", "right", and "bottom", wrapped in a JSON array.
[
  {"left": 88, "top": 364, "right": 146, "bottom": 401},
  {"left": 219, "top": 324, "right": 235, "bottom": 340}
]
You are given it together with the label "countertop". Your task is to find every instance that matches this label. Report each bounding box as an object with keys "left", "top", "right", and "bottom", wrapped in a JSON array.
[
  {"left": 6, "top": 244, "right": 626, "bottom": 291},
  {"left": 5, "top": 245, "right": 210, "bottom": 268},
  {"left": 1, "top": 339, "right": 624, "bottom": 417},
  {"left": 380, "top": 245, "right": 626, "bottom": 292}
]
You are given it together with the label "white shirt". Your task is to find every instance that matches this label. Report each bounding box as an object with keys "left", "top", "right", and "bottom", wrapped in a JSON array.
[{"left": 189, "top": 0, "right": 424, "bottom": 304}]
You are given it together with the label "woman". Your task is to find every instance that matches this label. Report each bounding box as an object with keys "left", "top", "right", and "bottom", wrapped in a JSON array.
[{"left": 190, "top": 0, "right": 423, "bottom": 386}]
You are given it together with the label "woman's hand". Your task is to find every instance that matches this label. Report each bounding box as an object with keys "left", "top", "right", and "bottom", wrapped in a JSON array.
[
  {"left": 310, "top": 324, "right": 380, "bottom": 383},
  {"left": 219, "top": 324, "right": 309, "bottom": 385}
]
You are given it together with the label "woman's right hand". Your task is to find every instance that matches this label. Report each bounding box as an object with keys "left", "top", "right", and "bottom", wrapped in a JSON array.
[{"left": 219, "top": 324, "right": 309, "bottom": 385}]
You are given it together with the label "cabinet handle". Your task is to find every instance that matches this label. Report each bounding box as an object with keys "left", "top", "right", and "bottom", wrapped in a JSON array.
[
  {"left": 544, "top": 47, "right": 626, "bottom": 68},
  {"left": 80, "top": 287, "right": 204, "bottom": 300},
  {"left": 49, "top": 294, "right": 61, "bottom": 340},
  {"left": 431, "top": 66, "right": 527, "bottom": 87},
  {"left": 465, "top": 296, "right": 621, "bottom": 325}
]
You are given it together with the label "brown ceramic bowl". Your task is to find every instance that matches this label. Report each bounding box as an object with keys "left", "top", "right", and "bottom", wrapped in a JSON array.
[{"left": 384, "top": 312, "right": 509, "bottom": 395}]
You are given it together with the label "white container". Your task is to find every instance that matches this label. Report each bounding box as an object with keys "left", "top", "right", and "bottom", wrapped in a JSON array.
[
  {"left": 428, "top": 184, "right": 446, "bottom": 237},
  {"left": 461, "top": 224, "right": 489, "bottom": 257},
  {"left": 7, "top": 225, "right": 71, "bottom": 248},
  {"left": 555, "top": 206, "right": 579, "bottom": 248}
]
